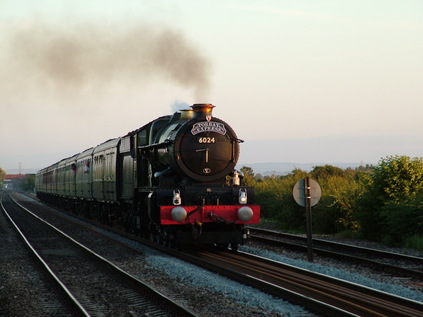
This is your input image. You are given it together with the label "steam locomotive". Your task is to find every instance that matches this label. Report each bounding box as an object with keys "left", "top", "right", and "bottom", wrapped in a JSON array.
[{"left": 35, "top": 104, "right": 260, "bottom": 250}]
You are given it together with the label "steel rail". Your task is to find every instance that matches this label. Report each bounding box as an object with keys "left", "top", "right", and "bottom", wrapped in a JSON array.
[
  {"left": 6, "top": 194, "right": 198, "bottom": 317},
  {"left": 14, "top": 194, "right": 348, "bottom": 316},
  {"left": 183, "top": 248, "right": 423, "bottom": 316},
  {"left": 249, "top": 227, "right": 423, "bottom": 279},
  {"left": 1, "top": 194, "right": 90, "bottom": 317},
  {"left": 250, "top": 227, "right": 423, "bottom": 262},
  {"left": 15, "top": 193, "right": 422, "bottom": 316}
]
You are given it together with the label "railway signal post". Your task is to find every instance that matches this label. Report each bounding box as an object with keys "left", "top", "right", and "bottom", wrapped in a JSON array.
[{"left": 293, "top": 177, "right": 321, "bottom": 262}]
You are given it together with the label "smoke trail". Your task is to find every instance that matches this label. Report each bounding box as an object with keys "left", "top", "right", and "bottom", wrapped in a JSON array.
[
  {"left": 1, "top": 21, "right": 211, "bottom": 99},
  {"left": 170, "top": 100, "right": 191, "bottom": 113}
]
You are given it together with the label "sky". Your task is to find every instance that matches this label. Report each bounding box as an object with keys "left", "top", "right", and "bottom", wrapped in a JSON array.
[{"left": 1, "top": 0, "right": 422, "bottom": 173}]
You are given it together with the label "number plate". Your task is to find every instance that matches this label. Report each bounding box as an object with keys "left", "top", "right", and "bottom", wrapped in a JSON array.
[{"left": 198, "top": 137, "right": 215, "bottom": 144}]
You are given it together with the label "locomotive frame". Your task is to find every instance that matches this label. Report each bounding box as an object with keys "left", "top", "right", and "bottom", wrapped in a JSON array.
[{"left": 36, "top": 104, "right": 260, "bottom": 250}]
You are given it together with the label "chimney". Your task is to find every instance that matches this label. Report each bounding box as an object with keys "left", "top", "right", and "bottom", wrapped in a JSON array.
[{"left": 191, "top": 103, "right": 215, "bottom": 118}]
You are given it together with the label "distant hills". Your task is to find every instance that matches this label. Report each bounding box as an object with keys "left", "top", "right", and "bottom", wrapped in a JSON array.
[
  {"left": 9, "top": 162, "right": 364, "bottom": 177},
  {"left": 235, "top": 135, "right": 422, "bottom": 176},
  {"left": 5, "top": 135, "right": 421, "bottom": 176},
  {"left": 236, "top": 162, "right": 364, "bottom": 176}
]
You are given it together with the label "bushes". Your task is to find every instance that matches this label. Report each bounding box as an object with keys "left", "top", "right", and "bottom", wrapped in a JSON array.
[
  {"left": 244, "top": 165, "right": 366, "bottom": 234},
  {"left": 380, "top": 200, "right": 423, "bottom": 246},
  {"left": 242, "top": 155, "right": 423, "bottom": 250},
  {"left": 254, "top": 173, "right": 306, "bottom": 231},
  {"left": 371, "top": 155, "right": 423, "bottom": 202},
  {"left": 312, "top": 172, "right": 365, "bottom": 233},
  {"left": 357, "top": 156, "right": 423, "bottom": 247}
]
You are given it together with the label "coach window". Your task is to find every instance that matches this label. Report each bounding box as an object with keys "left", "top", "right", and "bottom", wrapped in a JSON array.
[
  {"left": 138, "top": 129, "right": 148, "bottom": 146},
  {"left": 84, "top": 160, "right": 90, "bottom": 173}
]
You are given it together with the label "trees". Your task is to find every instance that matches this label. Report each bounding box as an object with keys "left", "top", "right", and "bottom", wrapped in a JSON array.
[
  {"left": 242, "top": 156, "right": 423, "bottom": 249},
  {"left": 0, "top": 167, "right": 5, "bottom": 184},
  {"left": 369, "top": 155, "right": 423, "bottom": 203},
  {"left": 255, "top": 170, "right": 307, "bottom": 230},
  {"left": 311, "top": 172, "right": 365, "bottom": 234},
  {"left": 15, "top": 175, "right": 35, "bottom": 192},
  {"left": 311, "top": 165, "right": 346, "bottom": 180},
  {"left": 0, "top": 169, "right": 35, "bottom": 192},
  {"left": 357, "top": 155, "right": 423, "bottom": 245},
  {"left": 239, "top": 166, "right": 256, "bottom": 186},
  {"left": 308, "top": 165, "right": 367, "bottom": 234},
  {"left": 0, "top": 167, "right": 5, "bottom": 189}
]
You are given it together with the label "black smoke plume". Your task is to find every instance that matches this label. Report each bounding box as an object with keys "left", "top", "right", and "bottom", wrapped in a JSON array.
[{"left": 1, "top": 21, "right": 211, "bottom": 99}]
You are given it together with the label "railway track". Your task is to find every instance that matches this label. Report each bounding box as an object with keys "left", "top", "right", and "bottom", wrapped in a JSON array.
[
  {"left": 176, "top": 246, "right": 423, "bottom": 316},
  {"left": 249, "top": 227, "right": 423, "bottom": 280},
  {"left": 1, "top": 193, "right": 196, "bottom": 316},
  {"left": 11, "top": 192, "right": 308, "bottom": 316},
  {"left": 8, "top": 192, "right": 423, "bottom": 316}
]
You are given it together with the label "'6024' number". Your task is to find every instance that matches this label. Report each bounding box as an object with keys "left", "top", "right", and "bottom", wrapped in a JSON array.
[{"left": 198, "top": 137, "right": 215, "bottom": 144}]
